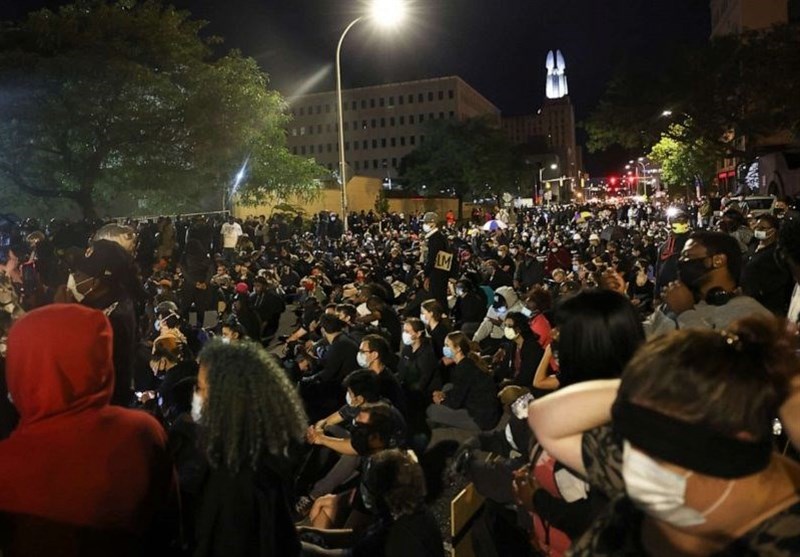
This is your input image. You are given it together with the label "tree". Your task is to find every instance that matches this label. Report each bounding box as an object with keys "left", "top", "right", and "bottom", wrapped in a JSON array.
[
  {"left": 586, "top": 25, "right": 800, "bottom": 160},
  {"left": 0, "top": 0, "right": 324, "bottom": 218},
  {"left": 399, "top": 117, "right": 528, "bottom": 203},
  {"left": 648, "top": 124, "right": 718, "bottom": 195}
]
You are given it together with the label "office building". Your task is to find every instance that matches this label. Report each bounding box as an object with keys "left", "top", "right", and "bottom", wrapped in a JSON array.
[
  {"left": 710, "top": 0, "right": 789, "bottom": 37},
  {"left": 285, "top": 76, "right": 500, "bottom": 181}
]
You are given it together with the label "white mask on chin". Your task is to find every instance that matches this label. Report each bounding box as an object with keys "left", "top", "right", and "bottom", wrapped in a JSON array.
[{"left": 191, "top": 392, "right": 204, "bottom": 423}]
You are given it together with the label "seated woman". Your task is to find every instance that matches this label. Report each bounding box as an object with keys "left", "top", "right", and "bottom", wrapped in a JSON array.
[
  {"left": 529, "top": 316, "right": 800, "bottom": 556},
  {"left": 420, "top": 299, "right": 452, "bottom": 361},
  {"left": 427, "top": 332, "right": 499, "bottom": 432},
  {"left": 494, "top": 311, "right": 543, "bottom": 388},
  {"left": 397, "top": 318, "right": 441, "bottom": 438}
]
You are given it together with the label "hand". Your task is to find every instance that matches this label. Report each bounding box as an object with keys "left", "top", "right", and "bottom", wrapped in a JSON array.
[
  {"left": 511, "top": 465, "right": 538, "bottom": 512},
  {"left": 492, "top": 348, "right": 506, "bottom": 364},
  {"left": 441, "top": 356, "right": 454, "bottom": 366},
  {"left": 662, "top": 280, "right": 695, "bottom": 315},
  {"left": 138, "top": 391, "right": 156, "bottom": 403},
  {"left": 432, "top": 390, "right": 446, "bottom": 404},
  {"left": 306, "top": 426, "right": 321, "bottom": 445}
]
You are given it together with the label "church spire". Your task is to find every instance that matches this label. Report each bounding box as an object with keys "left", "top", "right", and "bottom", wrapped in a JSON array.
[{"left": 545, "top": 49, "right": 569, "bottom": 99}]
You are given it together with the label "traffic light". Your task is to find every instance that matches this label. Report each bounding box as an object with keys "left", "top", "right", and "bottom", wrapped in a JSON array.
[{"left": 609, "top": 176, "right": 618, "bottom": 186}]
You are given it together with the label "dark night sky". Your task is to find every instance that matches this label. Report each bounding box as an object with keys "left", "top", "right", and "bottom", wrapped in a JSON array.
[{"left": 4, "top": 0, "right": 711, "bottom": 174}]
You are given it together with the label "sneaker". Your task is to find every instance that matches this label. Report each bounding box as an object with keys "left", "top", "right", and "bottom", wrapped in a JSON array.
[{"left": 294, "top": 495, "right": 315, "bottom": 520}]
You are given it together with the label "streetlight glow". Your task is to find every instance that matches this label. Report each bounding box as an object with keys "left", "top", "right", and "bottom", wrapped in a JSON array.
[
  {"left": 369, "top": 0, "right": 407, "bottom": 28},
  {"left": 661, "top": 110, "right": 673, "bottom": 117},
  {"left": 550, "top": 163, "right": 558, "bottom": 170}
]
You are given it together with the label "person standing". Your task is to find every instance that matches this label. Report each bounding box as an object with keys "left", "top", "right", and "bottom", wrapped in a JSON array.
[
  {"left": 422, "top": 212, "right": 453, "bottom": 308},
  {"left": 220, "top": 216, "right": 242, "bottom": 266}
]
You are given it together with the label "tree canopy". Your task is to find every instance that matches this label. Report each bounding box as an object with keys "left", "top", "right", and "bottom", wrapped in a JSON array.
[
  {"left": 585, "top": 25, "right": 800, "bottom": 160},
  {"left": 0, "top": 0, "right": 324, "bottom": 218},
  {"left": 399, "top": 116, "right": 529, "bottom": 201},
  {"left": 648, "top": 124, "right": 718, "bottom": 193}
]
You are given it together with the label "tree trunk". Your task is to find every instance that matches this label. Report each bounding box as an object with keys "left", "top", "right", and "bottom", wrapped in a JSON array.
[{"left": 76, "top": 189, "right": 97, "bottom": 220}]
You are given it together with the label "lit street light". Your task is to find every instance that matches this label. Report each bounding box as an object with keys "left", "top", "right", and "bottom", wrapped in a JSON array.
[
  {"left": 537, "top": 162, "right": 558, "bottom": 205},
  {"left": 336, "top": 0, "right": 407, "bottom": 232}
]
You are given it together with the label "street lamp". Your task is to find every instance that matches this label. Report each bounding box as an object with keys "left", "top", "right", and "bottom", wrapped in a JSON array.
[
  {"left": 336, "top": 0, "right": 407, "bottom": 232},
  {"left": 537, "top": 163, "right": 558, "bottom": 205}
]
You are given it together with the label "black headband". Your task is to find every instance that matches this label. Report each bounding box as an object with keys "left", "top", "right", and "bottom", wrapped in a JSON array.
[{"left": 612, "top": 399, "right": 772, "bottom": 479}]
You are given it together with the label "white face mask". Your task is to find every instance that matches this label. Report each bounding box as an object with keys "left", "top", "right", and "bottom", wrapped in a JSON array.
[
  {"left": 402, "top": 331, "right": 414, "bottom": 346},
  {"left": 422, "top": 224, "right": 432, "bottom": 233},
  {"left": 622, "top": 441, "right": 733, "bottom": 528},
  {"left": 503, "top": 327, "right": 518, "bottom": 340},
  {"left": 345, "top": 391, "right": 355, "bottom": 406},
  {"left": 357, "top": 351, "right": 370, "bottom": 368},
  {"left": 754, "top": 229, "right": 772, "bottom": 241},
  {"left": 191, "top": 392, "right": 204, "bottom": 423},
  {"left": 420, "top": 313, "right": 430, "bottom": 326}
]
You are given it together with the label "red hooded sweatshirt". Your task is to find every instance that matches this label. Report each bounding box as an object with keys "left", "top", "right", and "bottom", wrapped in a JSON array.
[{"left": 0, "top": 304, "right": 170, "bottom": 547}]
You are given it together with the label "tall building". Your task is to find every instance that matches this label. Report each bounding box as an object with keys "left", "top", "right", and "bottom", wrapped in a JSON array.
[
  {"left": 710, "top": 0, "right": 789, "bottom": 37},
  {"left": 502, "top": 51, "right": 581, "bottom": 182},
  {"left": 285, "top": 76, "right": 500, "bottom": 181}
]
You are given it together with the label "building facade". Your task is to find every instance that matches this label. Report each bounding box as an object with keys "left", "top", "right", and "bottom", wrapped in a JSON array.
[
  {"left": 710, "top": 0, "right": 789, "bottom": 37},
  {"left": 285, "top": 76, "right": 500, "bottom": 181}
]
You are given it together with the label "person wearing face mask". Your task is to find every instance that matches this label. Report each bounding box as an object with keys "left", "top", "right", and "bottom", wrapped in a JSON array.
[
  {"left": 740, "top": 215, "right": 793, "bottom": 316},
  {"left": 421, "top": 212, "right": 452, "bottom": 308},
  {"left": 473, "top": 286, "right": 525, "bottom": 349},
  {"left": 300, "top": 449, "right": 445, "bottom": 557},
  {"left": 358, "top": 335, "right": 407, "bottom": 419},
  {"left": 428, "top": 332, "right": 500, "bottom": 432},
  {"left": 494, "top": 311, "right": 544, "bottom": 388},
  {"left": 655, "top": 210, "right": 692, "bottom": 294},
  {"left": 529, "top": 316, "right": 800, "bottom": 557},
  {"left": 192, "top": 339, "right": 307, "bottom": 557},
  {"left": 514, "top": 247, "right": 545, "bottom": 292},
  {"left": 647, "top": 231, "right": 771, "bottom": 336},
  {"left": 451, "top": 278, "right": 486, "bottom": 339},
  {"left": 497, "top": 244, "right": 517, "bottom": 276},
  {"left": 397, "top": 318, "right": 441, "bottom": 398},
  {"left": 420, "top": 299, "right": 451, "bottom": 360}
]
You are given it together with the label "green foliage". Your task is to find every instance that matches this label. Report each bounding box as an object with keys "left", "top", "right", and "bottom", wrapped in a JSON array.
[
  {"left": 0, "top": 0, "right": 325, "bottom": 217},
  {"left": 648, "top": 124, "right": 717, "bottom": 192},
  {"left": 399, "top": 117, "right": 528, "bottom": 200},
  {"left": 586, "top": 25, "right": 800, "bottom": 159},
  {"left": 374, "top": 188, "right": 389, "bottom": 215}
]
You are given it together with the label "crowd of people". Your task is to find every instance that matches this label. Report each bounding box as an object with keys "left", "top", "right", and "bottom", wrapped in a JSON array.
[{"left": 0, "top": 196, "right": 798, "bottom": 556}]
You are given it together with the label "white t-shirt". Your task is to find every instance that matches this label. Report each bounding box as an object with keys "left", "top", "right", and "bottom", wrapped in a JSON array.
[{"left": 221, "top": 222, "right": 242, "bottom": 249}]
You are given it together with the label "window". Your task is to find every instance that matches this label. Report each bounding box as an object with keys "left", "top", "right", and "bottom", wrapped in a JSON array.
[
  {"left": 398, "top": 96, "right": 404, "bottom": 105},
  {"left": 364, "top": 160, "right": 369, "bottom": 169},
  {"left": 399, "top": 116, "right": 404, "bottom": 125},
  {"left": 317, "top": 124, "right": 322, "bottom": 133},
  {"left": 309, "top": 145, "right": 315, "bottom": 154},
  {"left": 400, "top": 137, "right": 406, "bottom": 146},
  {"left": 380, "top": 118, "right": 386, "bottom": 127},
  {"left": 344, "top": 142, "right": 349, "bottom": 151},
  {"left": 316, "top": 105, "right": 321, "bottom": 114},
  {"left": 438, "top": 91, "right": 444, "bottom": 100},
  {"left": 428, "top": 92, "right": 433, "bottom": 101},
  {"left": 381, "top": 138, "right": 387, "bottom": 147},
  {"left": 309, "top": 126, "right": 314, "bottom": 136},
  {"left": 300, "top": 126, "right": 306, "bottom": 135},
  {"left": 299, "top": 107, "right": 305, "bottom": 116},
  {"left": 388, "top": 96, "right": 394, "bottom": 106},
  {"left": 370, "top": 99, "right": 376, "bottom": 108},
  {"left": 292, "top": 147, "right": 297, "bottom": 155},
  {"left": 390, "top": 117, "right": 395, "bottom": 126},
  {"left": 419, "top": 114, "right": 424, "bottom": 123},
  {"left": 449, "top": 111, "right": 455, "bottom": 119},
  {"left": 372, "top": 139, "right": 378, "bottom": 148},
  {"left": 439, "top": 112, "right": 444, "bottom": 119},
  {"left": 379, "top": 97, "right": 385, "bottom": 107},
  {"left": 373, "top": 159, "right": 379, "bottom": 169},
  {"left": 355, "top": 161, "right": 360, "bottom": 171},
  {"left": 325, "top": 104, "right": 330, "bottom": 113},
  {"left": 429, "top": 112, "right": 434, "bottom": 120},
  {"left": 318, "top": 144, "right": 323, "bottom": 153},
  {"left": 410, "top": 136, "right": 416, "bottom": 145},
  {"left": 361, "top": 100, "right": 367, "bottom": 109},
  {"left": 326, "top": 124, "right": 332, "bottom": 133},
  {"left": 344, "top": 122, "right": 349, "bottom": 131},
  {"left": 343, "top": 102, "right": 348, "bottom": 112},
  {"left": 418, "top": 93, "right": 424, "bottom": 103},
  {"left": 409, "top": 115, "right": 415, "bottom": 124},
  {"left": 420, "top": 135, "right": 425, "bottom": 143},
  {"left": 448, "top": 90, "right": 454, "bottom": 99},
  {"left": 291, "top": 128, "right": 297, "bottom": 136},
  {"left": 354, "top": 141, "right": 359, "bottom": 151},
  {"left": 362, "top": 140, "right": 368, "bottom": 149},
  {"left": 392, "top": 158, "right": 397, "bottom": 168},
  {"left": 391, "top": 137, "right": 396, "bottom": 147},
  {"left": 362, "top": 120, "right": 368, "bottom": 129},
  {"left": 353, "top": 121, "right": 358, "bottom": 130},
  {"left": 352, "top": 101, "right": 357, "bottom": 110},
  {"left": 301, "top": 146, "right": 306, "bottom": 154},
  {"left": 327, "top": 144, "right": 332, "bottom": 153},
  {"left": 369, "top": 119, "right": 375, "bottom": 128}
]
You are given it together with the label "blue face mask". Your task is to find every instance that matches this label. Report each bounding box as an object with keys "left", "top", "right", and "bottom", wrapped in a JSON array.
[{"left": 443, "top": 346, "right": 455, "bottom": 359}]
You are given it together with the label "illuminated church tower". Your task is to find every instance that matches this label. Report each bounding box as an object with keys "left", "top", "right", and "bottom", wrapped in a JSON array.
[{"left": 545, "top": 49, "right": 569, "bottom": 100}]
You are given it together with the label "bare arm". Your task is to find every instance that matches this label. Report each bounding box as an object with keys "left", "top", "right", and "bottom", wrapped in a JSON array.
[
  {"left": 780, "top": 375, "right": 800, "bottom": 451},
  {"left": 528, "top": 379, "right": 620, "bottom": 477},
  {"left": 532, "top": 345, "right": 559, "bottom": 391}
]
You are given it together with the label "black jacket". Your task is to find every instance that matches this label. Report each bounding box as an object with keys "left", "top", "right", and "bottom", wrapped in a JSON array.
[
  {"left": 398, "top": 339, "right": 440, "bottom": 395},
  {"left": 741, "top": 243, "right": 793, "bottom": 315},
  {"left": 443, "top": 357, "right": 500, "bottom": 431}
]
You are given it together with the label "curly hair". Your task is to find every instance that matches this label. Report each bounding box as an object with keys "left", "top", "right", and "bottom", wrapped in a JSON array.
[
  {"left": 367, "top": 449, "right": 426, "bottom": 519},
  {"left": 198, "top": 339, "right": 308, "bottom": 473}
]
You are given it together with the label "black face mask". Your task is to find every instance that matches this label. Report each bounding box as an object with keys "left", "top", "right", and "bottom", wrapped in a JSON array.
[
  {"left": 350, "top": 424, "right": 372, "bottom": 456},
  {"left": 677, "top": 257, "right": 711, "bottom": 289}
]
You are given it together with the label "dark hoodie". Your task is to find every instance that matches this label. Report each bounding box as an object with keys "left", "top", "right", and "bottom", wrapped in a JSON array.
[{"left": 0, "top": 304, "right": 171, "bottom": 555}]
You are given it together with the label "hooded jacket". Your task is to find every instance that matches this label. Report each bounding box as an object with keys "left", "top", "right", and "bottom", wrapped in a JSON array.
[
  {"left": 473, "top": 286, "right": 525, "bottom": 343},
  {"left": 0, "top": 305, "right": 170, "bottom": 552}
]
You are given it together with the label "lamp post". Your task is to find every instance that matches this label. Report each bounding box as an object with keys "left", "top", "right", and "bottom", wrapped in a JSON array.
[
  {"left": 537, "top": 162, "right": 558, "bottom": 205},
  {"left": 336, "top": 0, "right": 406, "bottom": 233}
]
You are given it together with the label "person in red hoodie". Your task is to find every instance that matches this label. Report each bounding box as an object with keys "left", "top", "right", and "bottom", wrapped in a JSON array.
[{"left": 0, "top": 304, "right": 171, "bottom": 556}]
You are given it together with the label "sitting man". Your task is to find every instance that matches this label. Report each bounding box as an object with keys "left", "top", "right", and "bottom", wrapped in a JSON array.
[{"left": 647, "top": 231, "right": 772, "bottom": 335}]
